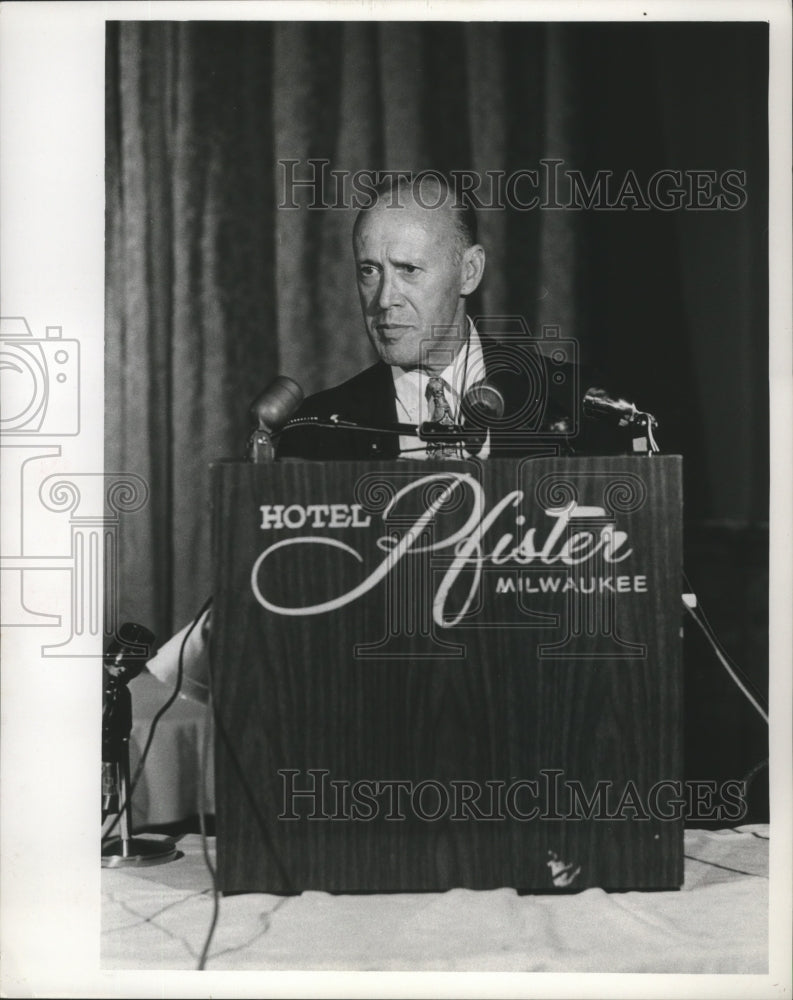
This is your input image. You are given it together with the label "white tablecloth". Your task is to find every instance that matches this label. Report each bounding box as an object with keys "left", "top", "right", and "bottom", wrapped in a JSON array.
[
  {"left": 102, "top": 825, "right": 768, "bottom": 972},
  {"left": 126, "top": 672, "right": 214, "bottom": 827}
]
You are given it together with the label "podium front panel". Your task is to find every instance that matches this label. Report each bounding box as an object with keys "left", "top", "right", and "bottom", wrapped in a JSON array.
[{"left": 210, "top": 457, "right": 683, "bottom": 892}]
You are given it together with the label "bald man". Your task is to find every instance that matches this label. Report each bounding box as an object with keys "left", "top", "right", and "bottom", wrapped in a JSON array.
[{"left": 277, "top": 173, "right": 623, "bottom": 461}]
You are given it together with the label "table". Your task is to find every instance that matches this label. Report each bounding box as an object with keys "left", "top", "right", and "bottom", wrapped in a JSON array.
[
  {"left": 126, "top": 672, "right": 214, "bottom": 828},
  {"left": 102, "top": 825, "right": 768, "bottom": 972}
]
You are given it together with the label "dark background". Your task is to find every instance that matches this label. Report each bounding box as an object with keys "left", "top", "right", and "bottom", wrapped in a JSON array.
[{"left": 105, "top": 21, "right": 769, "bottom": 820}]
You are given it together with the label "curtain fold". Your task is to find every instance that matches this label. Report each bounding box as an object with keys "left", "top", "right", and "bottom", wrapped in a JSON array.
[{"left": 106, "top": 21, "right": 768, "bottom": 640}]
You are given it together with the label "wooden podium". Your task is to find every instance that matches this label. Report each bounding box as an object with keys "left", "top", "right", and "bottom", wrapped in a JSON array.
[{"left": 210, "top": 456, "right": 683, "bottom": 893}]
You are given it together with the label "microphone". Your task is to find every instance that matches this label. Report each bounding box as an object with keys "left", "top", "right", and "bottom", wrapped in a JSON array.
[
  {"left": 461, "top": 370, "right": 538, "bottom": 427},
  {"left": 103, "top": 622, "right": 155, "bottom": 687},
  {"left": 247, "top": 376, "right": 304, "bottom": 462},
  {"left": 583, "top": 387, "right": 645, "bottom": 427},
  {"left": 583, "top": 387, "right": 660, "bottom": 453},
  {"left": 102, "top": 623, "right": 155, "bottom": 815},
  {"left": 101, "top": 623, "right": 179, "bottom": 866},
  {"left": 461, "top": 379, "right": 506, "bottom": 423}
]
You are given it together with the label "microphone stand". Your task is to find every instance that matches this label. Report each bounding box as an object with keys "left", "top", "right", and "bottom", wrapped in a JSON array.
[
  {"left": 101, "top": 626, "right": 178, "bottom": 867},
  {"left": 629, "top": 412, "right": 660, "bottom": 454},
  {"left": 279, "top": 416, "right": 476, "bottom": 444},
  {"left": 247, "top": 376, "right": 306, "bottom": 462}
]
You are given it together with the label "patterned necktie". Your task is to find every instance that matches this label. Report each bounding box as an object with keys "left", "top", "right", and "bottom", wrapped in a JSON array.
[{"left": 425, "top": 376, "right": 458, "bottom": 458}]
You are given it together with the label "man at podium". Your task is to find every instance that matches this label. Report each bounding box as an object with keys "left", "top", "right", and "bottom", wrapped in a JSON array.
[
  {"left": 170, "top": 172, "right": 687, "bottom": 896},
  {"left": 275, "top": 171, "right": 629, "bottom": 462},
  {"left": 148, "top": 171, "right": 632, "bottom": 693}
]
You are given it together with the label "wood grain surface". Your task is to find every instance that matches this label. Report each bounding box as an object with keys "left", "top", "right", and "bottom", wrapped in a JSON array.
[{"left": 210, "top": 457, "right": 683, "bottom": 893}]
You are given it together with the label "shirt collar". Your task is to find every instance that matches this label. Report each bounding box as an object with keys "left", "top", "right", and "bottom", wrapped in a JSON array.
[{"left": 391, "top": 319, "right": 483, "bottom": 419}]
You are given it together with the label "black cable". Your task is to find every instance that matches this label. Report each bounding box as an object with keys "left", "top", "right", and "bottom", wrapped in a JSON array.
[
  {"left": 681, "top": 598, "right": 768, "bottom": 724},
  {"left": 682, "top": 854, "right": 767, "bottom": 879},
  {"left": 687, "top": 600, "right": 768, "bottom": 715},
  {"left": 682, "top": 571, "right": 768, "bottom": 709},
  {"left": 197, "top": 673, "right": 219, "bottom": 970},
  {"left": 101, "top": 596, "right": 213, "bottom": 844},
  {"left": 681, "top": 570, "right": 768, "bottom": 710},
  {"left": 687, "top": 603, "right": 768, "bottom": 722},
  {"left": 740, "top": 757, "right": 769, "bottom": 791},
  {"left": 204, "top": 630, "right": 296, "bottom": 893},
  {"left": 194, "top": 610, "right": 297, "bottom": 968},
  {"left": 278, "top": 416, "right": 412, "bottom": 436}
]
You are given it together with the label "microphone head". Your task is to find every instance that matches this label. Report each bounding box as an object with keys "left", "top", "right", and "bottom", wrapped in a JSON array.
[
  {"left": 250, "top": 376, "right": 304, "bottom": 432},
  {"left": 103, "top": 622, "right": 156, "bottom": 685},
  {"left": 461, "top": 379, "right": 506, "bottom": 423},
  {"left": 583, "top": 387, "right": 638, "bottom": 425}
]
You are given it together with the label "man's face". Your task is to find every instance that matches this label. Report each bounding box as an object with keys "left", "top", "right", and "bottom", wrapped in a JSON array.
[{"left": 353, "top": 198, "right": 481, "bottom": 371}]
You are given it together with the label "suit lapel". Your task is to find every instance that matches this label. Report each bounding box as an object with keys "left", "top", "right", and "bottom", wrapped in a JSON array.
[
  {"left": 352, "top": 361, "right": 400, "bottom": 459},
  {"left": 359, "top": 361, "right": 398, "bottom": 428}
]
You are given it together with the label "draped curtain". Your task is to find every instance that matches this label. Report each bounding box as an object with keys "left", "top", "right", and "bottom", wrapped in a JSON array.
[{"left": 105, "top": 21, "right": 768, "bottom": 642}]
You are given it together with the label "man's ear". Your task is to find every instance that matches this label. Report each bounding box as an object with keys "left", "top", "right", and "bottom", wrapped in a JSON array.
[{"left": 460, "top": 244, "right": 486, "bottom": 296}]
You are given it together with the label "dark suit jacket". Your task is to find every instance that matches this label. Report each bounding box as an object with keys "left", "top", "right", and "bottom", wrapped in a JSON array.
[{"left": 275, "top": 335, "right": 629, "bottom": 460}]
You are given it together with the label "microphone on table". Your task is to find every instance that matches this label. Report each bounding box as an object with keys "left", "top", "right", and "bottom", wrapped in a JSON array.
[
  {"left": 247, "top": 376, "right": 305, "bottom": 462},
  {"left": 102, "top": 623, "right": 155, "bottom": 799},
  {"left": 102, "top": 623, "right": 178, "bottom": 867},
  {"left": 103, "top": 622, "right": 154, "bottom": 687}
]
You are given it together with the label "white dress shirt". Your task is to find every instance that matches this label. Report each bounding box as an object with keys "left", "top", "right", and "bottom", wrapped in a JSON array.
[{"left": 391, "top": 321, "right": 491, "bottom": 459}]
